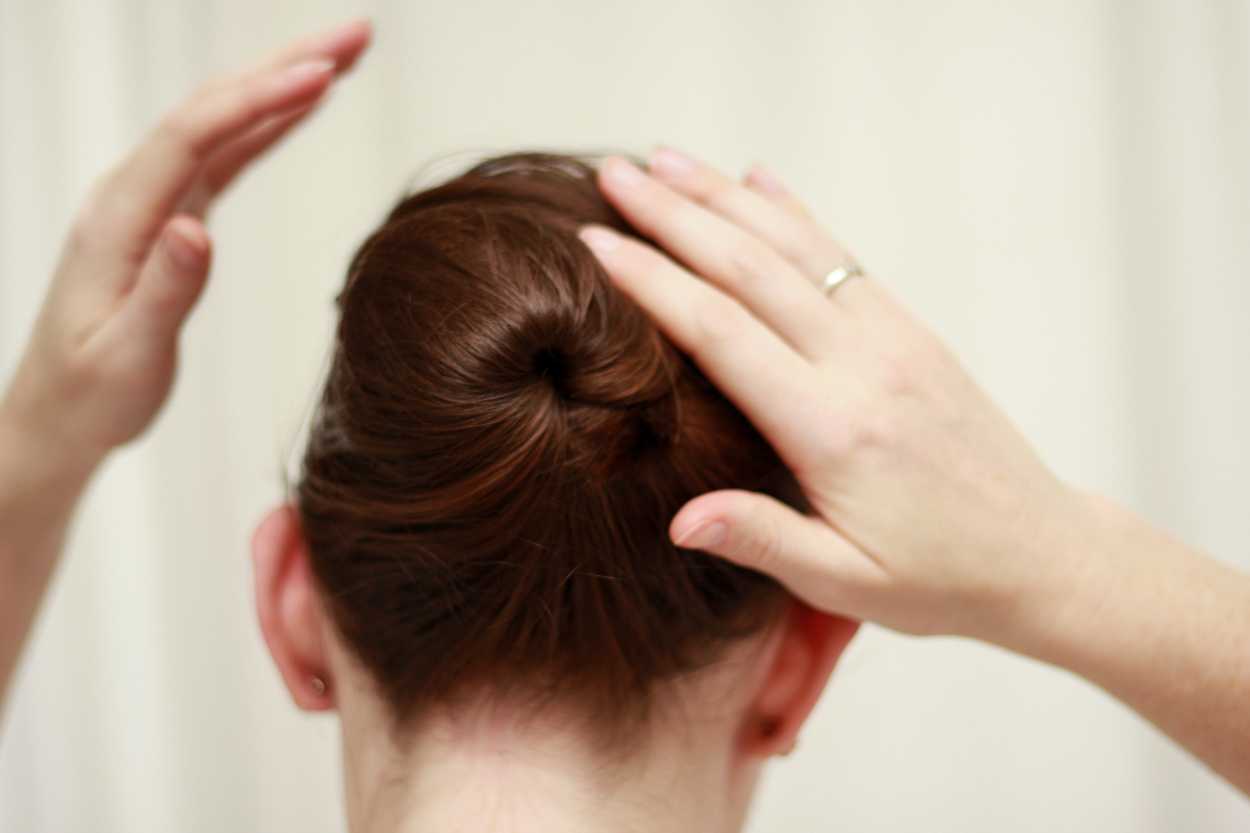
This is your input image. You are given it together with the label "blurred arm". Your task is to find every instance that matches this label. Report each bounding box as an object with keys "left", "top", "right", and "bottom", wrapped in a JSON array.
[
  {"left": 0, "top": 409, "right": 99, "bottom": 711},
  {"left": 0, "top": 16, "right": 370, "bottom": 723}
]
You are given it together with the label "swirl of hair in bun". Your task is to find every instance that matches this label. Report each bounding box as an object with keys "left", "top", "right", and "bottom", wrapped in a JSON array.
[{"left": 296, "top": 152, "right": 809, "bottom": 750}]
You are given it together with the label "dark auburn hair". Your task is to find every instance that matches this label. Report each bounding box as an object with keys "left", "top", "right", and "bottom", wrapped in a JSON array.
[{"left": 295, "top": 151, "right": 809, "bottom": 751}]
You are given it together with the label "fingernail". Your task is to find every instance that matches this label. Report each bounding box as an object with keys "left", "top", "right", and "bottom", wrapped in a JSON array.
[
  {"left": 602, "top": 157, "right": 646, "bottom": 188},
  {"left": 674, "top": 520, "right": 728, "bottom": 550},
  {"left": 746, "top": 164, "right": 787, "bottom": 195},
  {"left": 165, "top": 222, "right": 204, "bottom": 270},
  {"left": 280, "top": 58, "right": 336, "bottom": 87},
  {"left": 578, "top": 225, "right": 621, "bottom": 255},
  {"left": 650, "top": 146, "right": 697, "bottom": 180}
]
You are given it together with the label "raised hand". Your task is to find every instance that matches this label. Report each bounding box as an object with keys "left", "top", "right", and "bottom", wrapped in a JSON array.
[
  {"left": 0, "top": 16, "right": 372, "bottom": 711},
  {"left": 1, "top": 17, "right": 372, "bottom": 467},
  {"left": 580, "top": 148, "right": 1250, "bottom": 796},
  {"left": 578, "top": 149, "right": 1082, "bottom": 643}
]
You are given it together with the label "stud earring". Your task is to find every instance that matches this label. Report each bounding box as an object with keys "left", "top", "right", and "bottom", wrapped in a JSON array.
[{"left": 310, "top": 675, "right": 327, "bottom": 696}]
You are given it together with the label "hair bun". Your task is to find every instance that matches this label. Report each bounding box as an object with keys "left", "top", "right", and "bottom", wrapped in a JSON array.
[
  {"left": 341, "top": 153, "right": 682, "bottom": 479},
  {"left": 298, "top": 153, "right": 805, "bottom": 750},
  {"left": 531, "top": 346, "right": 567, "bottom": 390},
  {"left": 503, "top": 252, "right": 679, "bottom": 472}
]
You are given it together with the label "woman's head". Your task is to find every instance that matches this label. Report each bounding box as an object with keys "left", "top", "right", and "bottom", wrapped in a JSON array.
[{"left": 250, "top": 152, "right": 857, "bottom": 814}]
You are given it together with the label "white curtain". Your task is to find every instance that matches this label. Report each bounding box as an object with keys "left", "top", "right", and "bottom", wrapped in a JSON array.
[{"left": 1, "top": 1, "right": 1247, "bottom": 830}]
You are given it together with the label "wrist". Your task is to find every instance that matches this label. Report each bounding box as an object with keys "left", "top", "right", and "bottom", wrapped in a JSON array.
[
  {"left": 0, "top": 390, "right": 103, "bottom": 497},
  {"left": 977, "top": 486, "right": 1210, "bottom": 677},
  {"left": 968, "top": 486, "right": 1137, "bottom": 665}
]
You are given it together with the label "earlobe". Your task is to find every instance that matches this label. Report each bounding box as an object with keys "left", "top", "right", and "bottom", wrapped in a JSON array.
[
  {"left": 251, "top": 503, "right": 336, "bottom": 712},
  {"left": 741, "top": 600, "right": 860, "bottom": 758}
]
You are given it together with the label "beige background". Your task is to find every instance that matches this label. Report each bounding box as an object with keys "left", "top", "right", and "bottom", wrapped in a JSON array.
[{"left": 2, "top": 1, "right": 1248, "bottom": 830}]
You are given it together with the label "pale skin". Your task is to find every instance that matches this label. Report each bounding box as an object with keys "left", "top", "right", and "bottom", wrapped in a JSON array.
[
  {"left": 0, "top": 18, "right": 856, "bottom": 831},
  {"left": 578, "top": 148, "right": 1250, "bottom": 796},
  {"left": 0, "top": 16, "right": 1247, "bottom": 829},
  {"left": 250, "top": 501, "right": 857, "bottom": 831},
  {"left": 0, "top": 16, "right": 376, "bottom": 706}
]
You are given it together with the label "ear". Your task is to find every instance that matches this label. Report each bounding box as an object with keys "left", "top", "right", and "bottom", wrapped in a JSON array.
[
  {"left": 739, "top": 600, "right": 860, "bottom": 758},
  {"left": 250, "top": 503, "right": 335, "bottom": 711}
]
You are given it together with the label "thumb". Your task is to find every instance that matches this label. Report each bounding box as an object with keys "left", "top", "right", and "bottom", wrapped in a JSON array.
[
  {"left": 124, "top": 215, "right": 213, "bottom": 343},
  {"left": 670, "top": 489, "right": 881, "bottom": 618}
]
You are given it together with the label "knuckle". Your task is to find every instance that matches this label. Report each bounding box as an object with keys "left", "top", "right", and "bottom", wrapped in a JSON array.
[
  {"left": 611, "top": 239, "right": 671, "bottom": 287},
  {"left": 854, "top": 407, "right": 901, "bottom": 451},
  {"left": 801, "top": 233, "right": 848, "bottom": 273},
  {"left": 745, "top": 501, "right": 785, "bottom": 573},
  {"left": 626, "top": 239, "right": 670, "bottom": 276},
  {"left": 874, "top": 339, "right": 927, "bottom": 398},
  {"left": 799, "top": 389, "right": 861, "bottom": 462},
  {"left": 722, "top": 238, "right": 777, "bottom": 293},
  {"left": 828, "top": 391, "right": 899, "bottom": 455},
  {"left": 158, "top": 87, "right": 238, "bottom": 160},
  {"left": 876, "top": 354, "right": 915, "bottom": 398},
  {"left": 813, "top": 417, "right": 859, "bottom": 462},
  {"left": 769, "top": 226, "right": 818, "bottom": 267},
  {"left": 689, "top": 293, "right": 750, "bottom": 347},
  {"left": 758, "top": 212, "right": 829, "bottom": 266},
  {"left": 691, "top": 173, "right": 734, "bottom": 207},
  {"left": 647, "top": 192, "right": 693, "bottom": 238}
]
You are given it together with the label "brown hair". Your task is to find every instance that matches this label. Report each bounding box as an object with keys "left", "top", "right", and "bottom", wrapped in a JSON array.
[{"left": 295, "top": 152, "right": 809, "bottom": 751}]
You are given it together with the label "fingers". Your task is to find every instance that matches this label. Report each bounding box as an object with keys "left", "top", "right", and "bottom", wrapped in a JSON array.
[
  {"left": 182, "top": 98, "right": 324, "bottom": 218},
  {"left": 670, "top": 489, "right": 887, "bottom": 617},
  {"left": 743, "top": 164, "right": 818, "bottom": 223},
  {"left": 652, "top": 149, "right": 879, "bottom": 320},
  {"left": 103, "top": 215, "right": 213, "bottom": 347},
  {"left": 249, "top": 17, "right": 373, "bottom": 77},
  {"left": 102, "top": 60, "right": 334, "bottom": 263},
  {"left": 86, "top": 18, "right": 371, "bottom": 267},
  {"left": 594, "top": 156, "right": 838, "bottom": 361},
  {"left": 195, "top": 17, "right": 372, "bottom": 100},
  {"left": 648, "top": 147, "right": 850, "bottom": 282},
  {"left": 578, "top": 224, "right": 835, "bottom": 466}
]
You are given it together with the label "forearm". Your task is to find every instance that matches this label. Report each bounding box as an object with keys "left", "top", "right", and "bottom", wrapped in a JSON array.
[
  {"left": 0, "top": 404, "right": 100, "bottom": 712},
  {"left": 998, "top": 491, "right": 1250, "bottom": 795}
]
